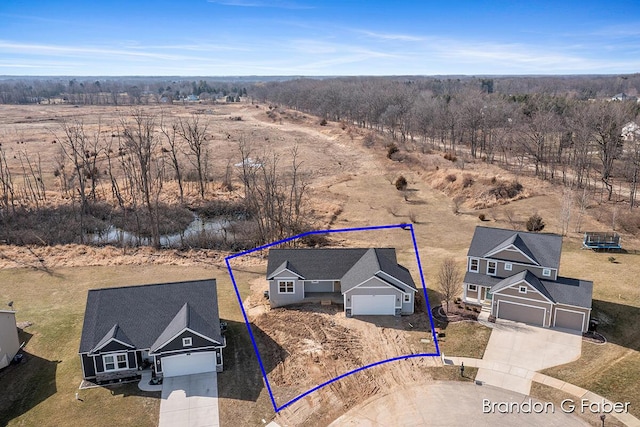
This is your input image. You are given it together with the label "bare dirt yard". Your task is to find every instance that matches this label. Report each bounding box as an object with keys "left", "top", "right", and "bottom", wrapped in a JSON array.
[{"left": 1, "top": 102, "right": 639, "bottom": 425}]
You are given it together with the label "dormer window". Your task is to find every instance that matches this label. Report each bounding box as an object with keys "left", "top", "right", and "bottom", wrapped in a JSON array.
[
  {"left": 487, "top": 260, "right": 497, "bottom": 276},
  {"left": 542, "top": 268, "right": 551, "bottom": 277},
  {"left": 519, "top": 286, "right": 527, "bottom": 294},
  {"left": 182, "top": 337, "right": 193, "bottom": 347},
  {"left": 469, "top": 258, "right": 479, "bottom": 273}
]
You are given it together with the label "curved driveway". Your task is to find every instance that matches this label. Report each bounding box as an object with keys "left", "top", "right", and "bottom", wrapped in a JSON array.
[{"left": 330, "top": 381, "right": 588, "bottom": 426}]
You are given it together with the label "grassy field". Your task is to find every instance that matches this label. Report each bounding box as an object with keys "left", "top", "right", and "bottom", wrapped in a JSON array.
[{"left": 0, "top": 264, "right": 276, "bottom": 427}]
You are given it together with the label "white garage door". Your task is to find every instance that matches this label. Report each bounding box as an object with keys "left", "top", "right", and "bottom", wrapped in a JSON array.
[
  {"left": 162, "top": 352, "right": 216, "bottom": 377},
  {"left": 352, "top": 295, "right": 396, "bottom": 315}
]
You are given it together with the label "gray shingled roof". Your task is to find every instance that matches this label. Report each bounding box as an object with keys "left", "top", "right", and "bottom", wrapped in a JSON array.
[
  {"left": 91, "top": 324, "right": 134, "bottom": 353},
  {"left": 491, "top": 270, "right": 554, "bottom": 302},
  {"left": 468, "top": 226, "right": 563, "bottom": 269},
  {"left": 79, "top": 279, "right": 222, "bottom": 354},
  {"left": 266, "top": 248, "right": 415, "bottom": 291}
]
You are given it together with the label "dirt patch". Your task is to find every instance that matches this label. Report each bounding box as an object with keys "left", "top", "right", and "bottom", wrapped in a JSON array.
[{"left": 247, "top": 303, "right": 440, "bottom": 425}]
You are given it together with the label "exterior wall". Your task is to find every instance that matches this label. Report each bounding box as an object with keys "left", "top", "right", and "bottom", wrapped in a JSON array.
[
  {"left": 269, "top": 271, "right": 304, "bottom": 307},
  {"left": 497, "top": 284, "right": 552, "bottom": 303},
  {"left": 81, "top": 354, "right": 96, "bottom": 379},
  {"left": 489, "top": 249, "right": 535, "bottom": 264},
  {"left": 100, "top": 340, "right": 132, "bottom": 353},
  {"left": 304, "top": 280, "right": 335, "bottom": 293},
  {"left": 93, "top": 349, "right": 137, "bottom": 374},
  {"left": 344, "top": 277, "right": 403, "bottom": 311},
  {"left": 492, "top": 294, "right": 553, "bottom": 327},
  {"left": 474, "top": 258, "right": 557, "bottom": 281},
  {"left": 465, "top": 285, "right": 479, "bottom": 300},
  {"left": 0, "top": 311, "right": 19, "bottom": 370},
  {"left": 155, "top": 329, "right": 220, "bottom": 353},
  {"left": 400, "top": 292, "right": 415, "bottom": 314}
]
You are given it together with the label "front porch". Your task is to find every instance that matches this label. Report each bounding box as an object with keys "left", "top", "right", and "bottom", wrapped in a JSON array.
[{"left": 302, "top": 291, "right": 344, "bottom": 305}]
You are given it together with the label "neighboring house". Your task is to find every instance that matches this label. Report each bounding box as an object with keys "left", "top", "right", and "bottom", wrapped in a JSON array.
[
  {"left": 266, "top": 248, "right": 417, "bottom": 316},
  {"left": 79, "top": 279, "right": 225, "bottom": 384},
  {"left": 462, "top": 226, "right": 593, "bottom": 332},
  {"left": 0, "top": 310, "right": 20, "bottom": 369}
]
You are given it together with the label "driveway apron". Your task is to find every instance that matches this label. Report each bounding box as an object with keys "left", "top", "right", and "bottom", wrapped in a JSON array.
[{"left": 159, "top": 372, "right": 219, "bottom": 427}]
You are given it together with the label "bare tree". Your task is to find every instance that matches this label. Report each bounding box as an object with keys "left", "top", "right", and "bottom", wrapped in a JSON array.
[
  {"left": 559, "top": 188, "right": 573, "bottom": 236},
  {"left": 438, "top": 258, "right": 461, "bottom": 313},
  {"left": 177, "top": 114, "right": 209, "bottom": 199},
  {"left": 160, "top": 116, "right": 184, "bottom": 203}
]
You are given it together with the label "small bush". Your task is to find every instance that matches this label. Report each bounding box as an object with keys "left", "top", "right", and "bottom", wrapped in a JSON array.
[
  {"left": 526, "top": 213, "right": 545, "bottom": 232},
  {"left": 478, "top": 213, "right": 486, "bottom": 221},
  {"left": 319, "top": 118, "right": 328, "bottom": 126},
  {"left": 445, "top": 173, "right": 457, "bottom": 183},
  {"left": 608, "top": 256, "right": 616, "bottom": 263},
  {"left": 387, "top": 143, "right": 399, "bottom": 159},
  {"left": 363, "top": 132, "right": 376, "bottom": 148},
  {"left": 489, "top": 181, "right": 523, "bottom": 199},
  {"left": 444, "top": 152, "right": 457, "bottom": 162},
  {"left": 462, "top": 174, "right": 474, "bottom": 188},
  {"left": 395, "top": 176, "right": 408, "bottom": 191}
]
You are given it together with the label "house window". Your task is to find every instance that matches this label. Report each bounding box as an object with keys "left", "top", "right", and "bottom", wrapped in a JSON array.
[
  {"left": 468, "top": 284, "right": 477, "bottom": 292},
  {"left": 487, "top": 261, "right": 497, "bottom": 276},
  {"left": 519, "top": 286, "right": 527, "bottom": 294},
  {"left": 182, "top": 337, "right": 193, "bottom": 347},
  {"left": 505, "top": 263, "right": 512, "bottom": 271},
  {"left": 469, "top": 258, "right": 479, "bottom": 273},
  {"left": 103, "top": 353, "right": 128, "bottom": 371},
  {"left": 278, "top": 280, "right": 294, "bottom": 293},
  {"left": 542, "top": 268, "right": 551, "bottom": 277},
  {"left": 404, "top": 294, "right": 411, "bottom": 303}
]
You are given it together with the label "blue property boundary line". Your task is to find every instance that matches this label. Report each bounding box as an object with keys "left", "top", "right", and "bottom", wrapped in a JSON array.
[{"left": 224, "top": 223, "right": 440, "bottom": 412}]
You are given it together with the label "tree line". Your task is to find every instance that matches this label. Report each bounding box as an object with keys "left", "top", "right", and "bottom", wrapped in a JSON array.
[{"left": 251, "top": 77, "right": 640, "bottom": 207}]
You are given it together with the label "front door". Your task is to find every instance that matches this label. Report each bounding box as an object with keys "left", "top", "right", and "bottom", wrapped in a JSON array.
[{"left": 479, "top": 287, "right": 486, "bottom": 302}]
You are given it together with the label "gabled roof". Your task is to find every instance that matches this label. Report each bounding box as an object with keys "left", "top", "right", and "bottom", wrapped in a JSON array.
[
  {"left": 266, "top": 247, "right": 415, "bottom": 292},
  {"left": 79, "top": 279, "right": 222, "bottom": 354},
  {"left": 468, "top": 226, "right": 562, "bottom": 269},
  {"left": 90, "top": 323, "right": 134, "bottom": 354},
  {"left": 341, "top": 248, "right": 416, "bottom": 292},
  {"left": 491, "top": 270, "right": 554, "bottom": 302},
  {"left": 484, "top": 234, "right": 539, "bottom": 265},
  {"left": 150, "top": 303, "right": 221, "bottom": 352}
]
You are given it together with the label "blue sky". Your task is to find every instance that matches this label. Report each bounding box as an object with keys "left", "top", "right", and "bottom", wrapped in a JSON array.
[{"left": 1, "top": 0, "right": 639, "bottom": 76}]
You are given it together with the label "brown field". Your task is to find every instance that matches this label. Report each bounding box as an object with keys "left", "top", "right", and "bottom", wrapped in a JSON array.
[{"left": 1, "top": 102, "right": 639, "bottom": 425}]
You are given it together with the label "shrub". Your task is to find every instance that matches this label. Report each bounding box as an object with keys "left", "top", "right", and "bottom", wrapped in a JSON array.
[
  {"left": 395, "top": 176, "right": 408, "bottom": 191},
  {"left": 319, "top": 118, "right": 328, "bottom": 126},
  {"left": 478, "top": 213, "right": 486, "bottom": 221},
  {"left": 608, "top": 256, "right": 616, "bottom": 263},
  {"left": 489, "top": 181, "right": 523, "bottom": 199},
  {"left": 387, "top": 143, "right": 399, "bottom": 159},
  {"left": 363, "top": 132, "right": 376, "bottom": 147},
  {"left": 444, "top": 152, "right": 457, "bottom": 162},
  {"left": 445, "top": 173, "right": 457, "bottom": 183},
  {"left": 526, "top": 213, "right": 545, "bottom": 232},
  {"left": 462, "top": 174, "right": 474, "bottom": 188}
]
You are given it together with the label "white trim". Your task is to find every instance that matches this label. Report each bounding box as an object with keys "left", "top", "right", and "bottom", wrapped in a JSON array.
[
  {"left": 484, "top": 244, "right": 540, "bottom": 266},
  {"left": 376, "top": 271, "right": 417, "bottom": 292},
  {"left": 90, "top": 337, "right": 135, "bottom": 354},
  {"left": 505, "top": 263, "right": 512, "bottom": 271},
  {"left": 403, "top": 293, "right": 411, "bottom": 303},
  {"left": 267, "top": 268, "right": 304, "bottom": 280},
  {"left": 542, "top": 268, "right": 551, "bottom": 277},
  {"left": 343, "top": 276, "right": 408, "bottom": 294},
  {"left": 492, "top": 290, "right": 554, "bottom": 305},
  {"left": 496, "top": 299, "right": 547, "bottom": 327},
  {"left": 553, "top": 307, "right": 587, "bottom": 332},
  {"left": 486, "top": 260, "right": 497, "bottom": 276},
  {"left": 102, "top": 352, "right": 129, "bottom": 372},
  {"left": 519, "top": 286, "right": 527, "bottom": 294},
  {"left": 468, "top": 257, "right": 479, "bottom": 273},
  {"left": 158, "top": 343, "right": 225, "bottom": 356},
  {"left": 492, "top": 279, "right": 555, "bottom": 304},
  {"left": 182, "top": 337, "right": 193, "bottom": 347},
  {"left": 150, "top": 327, "right": 222, "bottom": 354},
  {"left": 277, "top": 279, "right": 295, "bottom": 294},
  {"left": 468, "top": 284, "right": 477, "bottom": 292}
]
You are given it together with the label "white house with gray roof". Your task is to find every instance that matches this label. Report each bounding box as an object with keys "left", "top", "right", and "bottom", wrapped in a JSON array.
[
  {"left": 266, "top": 248, "right": 417, "bottom": 316},
  {"left": 463, "top": 226, "right": 593, "bottom": 332},
  {"left": 0, "top": 309, "right": 20, "bottom": 370},
  {"left": 79, "top": 279, "right": 225, "bottom": 384}
]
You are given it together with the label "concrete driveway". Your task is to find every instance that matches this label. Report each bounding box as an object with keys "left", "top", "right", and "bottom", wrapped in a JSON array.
[
  {"left": 330, "top": 381, "right": 588, "bottom": 426},
  {"left": 475, "top": 320, "right": 582, "bottom": 394},
  {"left": 159, "top": 372, "right": 219, "bottom": 427}
]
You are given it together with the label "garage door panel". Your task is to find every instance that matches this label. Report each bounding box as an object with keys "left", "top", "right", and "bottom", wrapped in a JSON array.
[
  {"left": 162, "top": 352, "right": 216, "bottom": 377},
  {"left": 352, "top": 295, "right": 395, "bottom": 315},
  {"left": 554, "top": 309, "right": 584, "bottom": 331},
  {"left": 497, "top": 301, "right": 545, "bottom": 327}
]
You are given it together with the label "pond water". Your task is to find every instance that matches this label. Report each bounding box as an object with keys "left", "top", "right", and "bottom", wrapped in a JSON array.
[{"left": 88, "top": 214, "right": 234, "bottom": 248}]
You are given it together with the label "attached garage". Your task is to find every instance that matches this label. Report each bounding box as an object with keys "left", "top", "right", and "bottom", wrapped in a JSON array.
[
  {"left": 161, "top": 352, "right": 217, "bottom": 377},
  {"left": 351, "top": 295, "right": 396, "bottom": 315},
  {"left": 497, "top": 300, "right": 546, "bottom": 327},
  {"left": 554, "top": 308, "right": 585, "bottom": 331}
]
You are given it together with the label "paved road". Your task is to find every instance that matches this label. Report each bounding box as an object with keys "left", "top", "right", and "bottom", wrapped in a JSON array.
[
  {"left": 159, "top": 372, "right": 219, "bottom": 427},
  {"left": 330, "top": 381, "right": 589, "bottom": 426}
]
